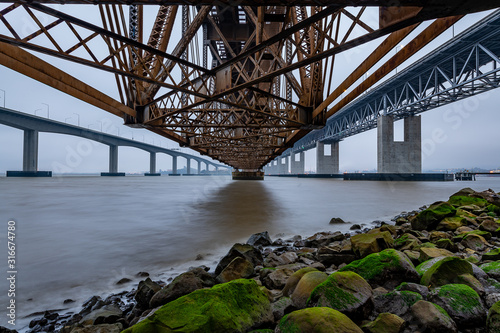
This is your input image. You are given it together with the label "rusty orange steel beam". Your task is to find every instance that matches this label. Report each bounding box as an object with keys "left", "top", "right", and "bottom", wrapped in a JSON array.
[{"left": 0, "top": 41, "right": 136, "bottom": 118}]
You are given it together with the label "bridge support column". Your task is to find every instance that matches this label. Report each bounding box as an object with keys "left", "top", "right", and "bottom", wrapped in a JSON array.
[
  {"left": 187, "top": 158, "right": 191, "bottom": 175},
  {"left": 145, "top": 152, "right": 160, "bottom": 176},
  {"left": 169, "top": 156, "right": 179, "bottom": 176},
  {"left": 377, "top": 115, "right": 421, "bottom": 173},
  {"left": 7, "top": 129, "right": 51, "bottom": 177},
  {"left": 278, "top": 156, "right": 289, "bottom": 174},
  {"left": 291, "top": 152, "right": 305, "bottom": 174},
  {"left": 101, "top": 145, "right": 124, "bottom": 176},
  {"left": 316, "top": 141, "right": 339, "bottom": 174},
  {"left": 197, "top": 160, "right": 201, "bottom": 174}
]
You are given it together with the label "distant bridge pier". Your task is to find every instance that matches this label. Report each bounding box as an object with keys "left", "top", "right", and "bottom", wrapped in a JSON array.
[
  {"left": 278, "top": 156, "right": 289, "bottom": 174},
  {"left": 291, "top": 152, "right": 305, "bottom": 175},
  {"left": 101, "top": 145, "right": 125, "bottom": 176},
  {"left": 316, "top": 141, "right": 339, "bottom": 175},
  {"left": 186, "top": 158, "right": 191, "bottom": 175},
  {"left": 7, "top": 129, "right": 52, "bottom": 177},
  {"left": 197, "top": 160, "right": 201, "bottom": 174},
  {"left": 169, "top": 155, "right": 179, "bottom": 176},
  {"left": 145, "top": 152, "right": 161, "bottom": 176},
  {"left": 377, "top": 115, "right": 421, "bottom": 173}
]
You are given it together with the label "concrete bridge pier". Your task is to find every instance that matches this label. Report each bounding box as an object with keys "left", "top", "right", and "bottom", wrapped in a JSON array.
[
  {"left": 169, "top": 155, "right": 179, "bottom": 176},
  {"left": 377, "top": 115, "right": 421, "bottom": 173},
  {"left": 278, "top": 156, "right": 289, "bottom": 174},
  {"left": 316, "top": 141, "right": 339, "bottom": 174},
  {"left": 197, "top": 160, "right": 201, "bottom": 174},
  {"left": 291, "top": 152, "right": 305, "bottom": 174},
  {"left": 7, "top": 129, "right": 52, "bottom": 177},
  {"left": 145, "top": 152, "right": 161, "bottom": 176},
  {"left": 186, "top": 158, "right": 191, "bottom": 175},
  {"left": 101, "top": 145, "right": 125, "bottom": 176}
]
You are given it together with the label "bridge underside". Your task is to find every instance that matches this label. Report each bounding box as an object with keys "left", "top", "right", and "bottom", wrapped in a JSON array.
[{"left": 1, "top": 1, "right": 499, "bottom": 170}]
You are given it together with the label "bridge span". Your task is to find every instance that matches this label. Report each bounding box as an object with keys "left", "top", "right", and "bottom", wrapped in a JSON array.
[
  {"left": 266, "top": 9, "right": 500, "bottom": 176},
  {"left": 0, "top": 107, "right": 230, "bottom": 176}
]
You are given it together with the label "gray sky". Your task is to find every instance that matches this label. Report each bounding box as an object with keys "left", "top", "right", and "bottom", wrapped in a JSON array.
[{"left": 0, "top": 6, "right": 499, "bottom": 173}]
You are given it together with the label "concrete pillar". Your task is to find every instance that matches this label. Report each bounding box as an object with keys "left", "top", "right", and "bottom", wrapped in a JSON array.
[
  {"left": 109, "top": 145, "right": 118, "bottom": 173},
  {"left": 316, "top": 141, "right": 339, "bottom": 174},
  {"left": 23, "top": 129, "right": 38, "bottom": 172},
  {"left": 150, "top": 152, "right": 156, "bottom": 174},
  {"left": 278, "top": 156, "right": 289, "bottom": 174},
  {"left": 172, "top": 155, "right": 178, "bottom": 174},
  {"left": 187, "top": 158, "right": 191, "bottom": 175},
  {"left": 197, "top": 160, "right": 201, "bottom": 174},
  {"left": 377, "top": 115, "right": 421, "bottom": 173},
  {"left": 291, "top": 152, "right": 305, "bottom": 174}
]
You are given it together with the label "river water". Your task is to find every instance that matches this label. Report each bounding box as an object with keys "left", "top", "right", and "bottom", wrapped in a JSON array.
[{"left": 1, "top": 175, "right": 499, "bottom": 330}]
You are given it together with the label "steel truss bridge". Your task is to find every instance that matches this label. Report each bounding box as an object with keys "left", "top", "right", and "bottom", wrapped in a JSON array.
[
  {"left": 1, "top": 1, "right": 500, "bottom": 170},
  {"left": 285, "top": 9, "right": 500, "bottom": 154}
]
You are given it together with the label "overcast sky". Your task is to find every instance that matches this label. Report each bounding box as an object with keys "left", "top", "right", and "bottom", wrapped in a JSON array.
[{"left": 0, "top": 6, "right": 499, "bottom": 174}]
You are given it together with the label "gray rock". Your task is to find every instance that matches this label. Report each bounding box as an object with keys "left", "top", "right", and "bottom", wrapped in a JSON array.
[
  {"left": 395, "top": 282, "right": 429, "bottom": 298},
  {"left": 215, "top": 243, "right": 263, "bottom": 275},
  {"left": 263, "top": 268, "right": 294, "bottom": 289},
  {"left": 411, "top": 300, "right": 457, "bottom": 332},
  {"left": 216, "top": 256, "right": 254, "bottom": 283},
  {"left": 247, "top": 231, "right": 272, "bottom": 247},
  {"left": 373, "top": 291, "right": 422, "bottom": 319},
  {"left": 134, "top": 278, "right": 161, "bottom": 310},
  {"left": 69, "top": 323, "right": 123, "bottom": 333},
  {"left": 79, "top": 305, "right": 123, "bottom": 326},
  {"left": 329, "top": 217, "right": 345, "bottom": 224},
  {"left": 271, "top": 297, "right": 294, "bottom": 322}
]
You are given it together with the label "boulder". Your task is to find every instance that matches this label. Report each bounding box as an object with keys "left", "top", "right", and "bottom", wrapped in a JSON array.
[
  {"left": 317, "top": 246, "right": 356, "bottom": 266},
  {"left": 415, "top": 257, "right": 446, "bottom": 276},
  {"left": 433, "top": 238, "right": 458, "bottom": 252},
  {"left": 282, "top": 267, "right": 318, "bottom": 297},
  {"left": 263, "top": 268, "right": 294, "bottom": 290},
  {"left": 247, "top": 231, "right": 272, "bottom": 247},
  {"left": 350, "top": 231, "right": 394, "bottom": 258},
  {"left": 372, "top": 291, "right": 422, "bottom": 318},
  {"left": 479, "top": 218, "right": 500, "bottom": 233},
  {"left": 449, "top": 195, "right": 489, "bottom": 208},
  {"left": 150, "top": 267, "right": 214, "bottom": 308},
  {"left": 436, "top": 216, "right": 466, "bottom": 231},
  {"left": 291, "top": 271, "right": 328, "bottom": 309},
  {"left": 361, "top": 313, "right": 405, "bottom": 333},
  {"left": 69, "top": 323, "right": 123, "bottom": 333},
  {"left": 79, "top": 305, "right": 122, "bottom": 326},
  {"left": 394, "top": 282, "right": 429, "bottom": 298},
  {"left": 480, "top": 261, "right": 500, "bottom": 280},
  {"left": 134, "top": 278, "right": 161, "bottom": 310},
  {"left": 418, "top": 247, "right": 454, "bottom": 263},
  {"left": 339, "top": 249, "right": 419, "bottom": 288},
  {"left": 329, "top": 217, "right": 346, "bottom": 224},
  {"left": 216, "top": 256, "right": 254, "bottom": 283},
  {"left": 271, "top": 297, "right": 294, "bottom": 322},
  {"left": 483, "top": 248, "right": 500, "bottom": 261},
  {"left": 429, "top": 231, "right": 451, "bottom": 242},
  {"left": 215, "top": 243, "right": 263, "bottom": 275},
  {"left": 123, "top": 279, "right": 272, "bottom": 333},
  {"left": 412, "top": 201, "right": 456, "bottom": 231},
  {"left": 305, "top": 231, "right": 345, "bottom": 248},
  {"left": 420, "top": 257, "right": 473, "bottom": 288},
  {"left": 429, "top": 284, "right": 486, "bottom": 327},
  {"left": 393, "top": 234, "right": 421, "bottom": 251},
  {"left": 308, "top": 271, "right": 373, "bottom": 319},
  {"left": 275, "top": 307, "right": 363, "bottom": 333},
  {"left": 487, "top": 300, "right": 500, "bottom": 332},
  {"left": 411, "top": 300, "right": 457, "bottom": 332},
  {"left": 461, "top": 233, "right": 488, "bottom": 251}
]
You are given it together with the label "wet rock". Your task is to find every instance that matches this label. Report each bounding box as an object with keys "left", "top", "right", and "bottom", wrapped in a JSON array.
[
  {"left": 479, "top": 218, "right": 500, "bottom": 233},
  {"left": 350, "top": 231, "right": 394, "bottom": 258},
  {"left": 263, "top": 268, "right": 294, "bottom": 290},
  {"left": 279, "top": 252, "right": 298, "bottom": 265},
  {"left": 395, "top": 282, "right": 429, "bottom": 298},
  {"left": 308, "top": 271, "right": 373, "bottom": 319},
  {"left": 80, "top": 305, "right": 123, "bottom": 326},
  {"left": 116, "top": 278, "right": 132, "bottom": 285},
  {"left": 80, "top": 296, "right": 103, "bottom": 317},
  {"left": 291, "top": 271, "right": 328, "bottom": 309},
  {"left": 418, "top": 247, "right": 454, "bottom": 263},
  {"left": 329, "top": 217, "right": 346, "bottom": 224},
  {"left": 215, "top": 243, "right": 263, "bottom": 275},
  {"left": 373, "top": 290, "right": 422, "bottom": 319},
  {"left": 275, "top": 307, "right": 362, "bottom": 333},
  {"left": 429, "top": 284, "right": 486, "bottom": 328},
  {"left": 63, "top": 299, "right": 75, "bottom": 305},
  {"left": 134, "top": 278, "right": 161, "bottom": 310},
  {"left": 69, "top": 323, "right": 123, "bottom": 333},
  {"left": 436, "top": 216, "right": 466, "bottom": 231},
  {"left": 480, "top": 261, "right": 500, "bottom": 280},
  {"left": 411, "top": 300, "right": 457, "bottom": 332},
  {"left": 282, "top": 267, "right": 318, "bottom": 297},
  {"left": 150, "top": 267, "right": 214, "bottom": 308},
  {"left": 271, "top": 297, "right": 294, "bottom": 322},
  {"left": 305, "top": 231, "right": 345, "bottom": 248},
  {"left": 434, "top": 238, "right": 459, "bottom": 252},
  {"left": 488, "top": 301, "right": 500, "bottom": 332},
  {"left": 393, "top": 233, "right": 421, "bottom": 251},
  {"left": 419, "top": 257, "right": 476, "bottom": 289},
  {"left": 483, "top": 248, "right": 500, "bottom": 261},
  {"left": 136, "top": 272, "right": 149, "bottom": 278},
  {"left": 362, "top": 313, "right": 405, "bottom": 333},
  {"left": 247, "top": 231, "right": 272, "bottom": 247},
  {"left": 350, "top": 224, "right": 361, "bottom": 230},
  {"left": 216, "top": 256, "right": 254, "bottom": 283},
  {"left": 412, "top": 201, "right": 456, "bottom": 231},
  {"left": 461, "top": 233, "right": 488, "bottom": 251},
  {"left": 317, "top": 245, "right": 356, "bottom": 266}
]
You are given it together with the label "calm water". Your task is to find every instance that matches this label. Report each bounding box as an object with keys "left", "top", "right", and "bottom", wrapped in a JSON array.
[{"left": 1, "top": 175, "right": 499, "bottom": 330}]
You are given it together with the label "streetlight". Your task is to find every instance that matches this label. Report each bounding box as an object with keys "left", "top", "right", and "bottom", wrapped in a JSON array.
[
  {"left": 65, "top": 117, "right": 72, "bottom": 123},
  {"left": 73, "top": 113, "right": 80, "bottom": 126},
  {"left": 34, "top": 108, "right": 42, "bottom": 116},
  {"left": 41, "top": 103, "right": 50, "bottom": 119},
  {"left": 0, "top": 89, "right": 5, "bottom": 108}
]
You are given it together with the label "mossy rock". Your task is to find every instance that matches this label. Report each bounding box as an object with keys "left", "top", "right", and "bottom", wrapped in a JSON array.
[
  {"left": 122, "top": 279, "right": 272, "bottom": 333},
  {"left": 436, "top": 216, "right": 466, "bottom": 231},
  {"left": 420, "top": 256, "right": 473, "bottom": 288},
  {"left": 394, "top": 233, "right": 421, "bottom": 251},
  {"left": 373, "top": 290, "right": 422, "bottom": 318},
  {"left": 449, "top": 195, "right": 489, "bottom": 208},
  {"left": 453, "top": 229, "right": 492, "bottom": 241},
  {"left": 480, "top": 261, "right": 500, "bottom": 279},
  {"left": 461, "top": 233, "right": 488, "bottom": 251},
  {"left": 418, "top": 247, "right": 454, "bottom": 263},
  {"left": 291, "top": 271, "right": 328, "bottom": 309},
  {"left": 361, "top": 313, "right": 405, "bottom": 333},
  {"left": 483, "top": 248, "right": 500, "bottom": 261},
  {"left": 487, "top": 204, "right": 500, "bottom": 216},
  {"left": 350, "top": 231, "right": 394, "bottom": 258},
  {"left": 412, "top": 201, "right": 456, "bottom": 231},
  {"left": 282, "top": 267, "right": 318, "bottom": 297},
  {"left": 415, "top": 257, "right": 446, "bottom": 276},
  {"left": 248, "top": 330, "right": 274, "bottom": 333},
  {"left": 429, "top": 284, "right": 486, "bottom": 327},
  {"left": 307, "top": 271, "right": 373, "bottom": 319},
  {"left": 215, "top": 243, "right": 263, "bottom": 275},
  {"left": 487, "top": 300, "right": 500, "bottom": 332},
  {"left": 411, "top": 300, "right": 457, "bottom": 332},
  {"left": 339, "top": 249, "right": 419, "bottom": 288},
  {"left": 434, "top": 238, "right": 458, "bottom": 252},
  {"left": 456, "top": 208, "right": 478, "bottom": 219},
  {"left": 276, "top": 307, "right": 363, "bottom": 333}
]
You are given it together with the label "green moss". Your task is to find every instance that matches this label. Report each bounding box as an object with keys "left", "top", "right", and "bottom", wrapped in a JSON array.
[
  {"left": 415, "top": 257, "right": 444, "bottom": 276},
  {"left": 420, "top": 257, "right": 472, "bottom": 288},
  {"left": 394, "top": 234, "right": 409, "bottom": 247},
  {"left": 123, "top": 279, "right": 270, "bottom": 333},
  {"left": 437, "top": 284, "right": 481, "bottom": 314},
  {"left": 339, "top": 249, "right": 409, "bottom": 281},
  {"left": 277, "top": 307, "right": 362, "bottom": 333},
  {"left": 449, "top": 195, "right": 489, "bottom": 208},
  {"left": 399, "top": 290, "right": 423, "bottom": 307},
  {"left": 394, "top": 282, "right": 408, "bottom": 291},
  {"left": 435, "top": 302, "right": 452, "bottom": 319},
  {"left": 480, "top": 261, "right": 500, "bottom": 274},
  {"left": 418, "top": 242, "right": 437, "bottom": 249},
  {"left": 453, "top": 230, "right": 491, "bottom": 241},
  {"left": 484, "top": 249, "right": 500, "bottom": 261},
  {"left": 413, "top": 202, "right": 456, "bottom": 230},
  {"left": 487, "top": 204, "right": 500, "bottom": 216}
]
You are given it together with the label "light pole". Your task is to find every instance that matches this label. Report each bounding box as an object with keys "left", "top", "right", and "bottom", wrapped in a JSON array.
[
  {"left": 34, "top": 108, "right": 42, "bottom": 116},
  {"left": 0, "top": 89, "right": 5, "bottom": 108},
  {"left": 73, "top": 113, "right": 80, "bottom": 126},
  {"left": 41, "top": 103, "right": 50, "bottom": 119}
]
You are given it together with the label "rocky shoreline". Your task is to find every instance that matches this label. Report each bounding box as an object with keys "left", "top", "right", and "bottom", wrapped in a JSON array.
[{"left": 5, "top": 187, "right": 500, "bottom": 333}]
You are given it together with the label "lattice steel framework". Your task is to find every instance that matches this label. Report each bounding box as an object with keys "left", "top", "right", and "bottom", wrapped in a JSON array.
[
  {"left": 0, "top": 1, "right": 499, "bottom": 170},
  {"left": 285, "top": 9, "right": 500, "bottom": 155}
]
